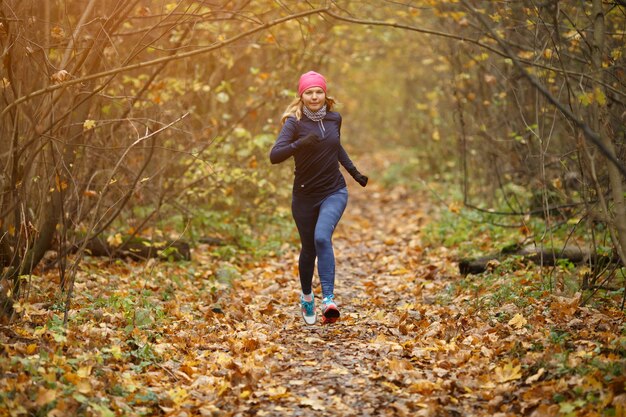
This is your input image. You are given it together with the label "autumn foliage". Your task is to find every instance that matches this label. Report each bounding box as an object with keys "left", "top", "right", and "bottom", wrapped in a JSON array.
[
  {"left": 1, "top": 1, "right": 625, "bottom": 416},
  {"left": 2, "top": 164, "right": 625, "bottom": 416}
]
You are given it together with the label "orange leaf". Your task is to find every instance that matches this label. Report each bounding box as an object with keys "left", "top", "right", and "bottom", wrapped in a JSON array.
[
  {"left": 35, "top": 387, "right": 57, "bottom": 406},
  {"left": 407, "top": 379, "right": 441, "bottom": 395}
]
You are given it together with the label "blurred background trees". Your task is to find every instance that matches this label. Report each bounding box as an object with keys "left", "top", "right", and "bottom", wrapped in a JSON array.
[{"left": 1, "top": 0, "right": 624, "bottom": 317}]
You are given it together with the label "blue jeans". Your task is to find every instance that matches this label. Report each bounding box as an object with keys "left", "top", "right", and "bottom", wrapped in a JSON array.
[{"left": 291, "top": 187, "right": 348, "bottom": 298}]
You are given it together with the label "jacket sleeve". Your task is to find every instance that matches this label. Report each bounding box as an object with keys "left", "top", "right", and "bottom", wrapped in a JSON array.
[
  {"left": 336, "top": 114, "right": 358, "bottom": 175},
  {"left": 269, "top": 117, "right": 298, "bottom": 164},
  {"left": 338, "top": 145, "right": 358, "bottom": 175}
]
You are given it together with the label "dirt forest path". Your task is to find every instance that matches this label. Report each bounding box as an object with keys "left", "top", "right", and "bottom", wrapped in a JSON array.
[
  {"left": 219, "top": 178, "right": 464, "bottom": 417},
  {"left": 215, "top": 163, "right": 626, "bottom": 417}
]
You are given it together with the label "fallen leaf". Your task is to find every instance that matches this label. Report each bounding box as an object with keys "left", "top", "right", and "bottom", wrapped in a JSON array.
[
  {"left": 168, "top": 387, "right": 189, "bottom": 406},
  {"left": 107, "top": 233, "right": 123, "bottom": 248},
  {"left": 300, "top": 397, "right": 325, "bottom": 411},
  {"left": 35, "top": 387, "right": 57, "bottom": 406},
  {"left": 525, "top": 367, "right": 544, "bottom": 384},
  {"left": 550, "top": 293, "right": 581, "bottom": 321},
  {"left": 76, "top": 380, "right": 92, "bottom": 394},
  {"left": 77, "top": 365, "right": 92, "bottom": 378},
  {"left": 508, "top": 313, "right": 527, "bottom": 329},
  {"left": 267, "top": 386, "right": 289, "bottom": 400},
  {"left": 407, "top": 379, "right": 441, "bottom": 394},
  {"left": 495, "top": 361, "right": 522, "bottom": 383}
]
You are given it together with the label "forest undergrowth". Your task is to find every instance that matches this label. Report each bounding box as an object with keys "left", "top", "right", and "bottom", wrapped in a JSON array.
[{"left": 1, "top": 152, "right": 625, "bottom": 417}]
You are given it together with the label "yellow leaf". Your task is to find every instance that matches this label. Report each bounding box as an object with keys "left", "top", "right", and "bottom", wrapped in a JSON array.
[
  {"left": 109, "top": 344, "right": 122, "bottom": 360},
  {"left": 83, "top": 119, "right": 96, "bottom": 132},
  {"left": 495, "top": 361, "right": 522, "bottom": 383},
  {"left": 214, "top": 351, "right": 232, "bottom": 366},
  {"left": 77, "top": 380, "right": 92, "bottom": 394},
  {"left": 267, "top": 386, "right": 289, "bottom": 400},
  {"left": 611, "top": 48, "right": 622, "bottom": 60},
  {"left": 594, "top": 87, "right": 606, "bottom": 106},
  {"left": 107, "top": 233, "right": 123, "bottom": 248},
  {"left": 372, "top": 310, "right": 386, "bottom": 321},
  {"left": 168, "top": 387, "right": 189, "bottom": 406},
  {"left": 77, "top": 365, "right": 92, "bottom": 378},
  {"left": 42, "top": 370, "right": 56, "bottom": 384},
  {"left": 448, "top": 202, "right": 461, "bottom": 214},
  {"left": 508, "top": 313, "right": 527, "bottom": 329},
  {"left": 300, "top": 397, "right": 325, "bottom": 411},
  {"left": 381, "top": 381, "right": 400, "bottom": 392},
  {"left": 578, "top": 92, "right": 593, "bottom": 106}
]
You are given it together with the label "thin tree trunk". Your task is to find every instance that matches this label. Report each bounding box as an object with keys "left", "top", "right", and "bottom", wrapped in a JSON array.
[{"left": 592, "top": 0, "right": 626, "bottom": 265}]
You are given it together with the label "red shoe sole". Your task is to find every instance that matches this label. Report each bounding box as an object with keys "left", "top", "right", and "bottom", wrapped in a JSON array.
[{"left": 322, "top": 306, "right": 340, "bottom": 324}]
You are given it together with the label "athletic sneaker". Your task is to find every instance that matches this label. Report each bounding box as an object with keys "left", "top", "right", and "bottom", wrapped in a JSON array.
[
  {"left": 300, "top": 293, "right": 316, "bottom": 325},
  {"left": 321, "top": 295, "right": 340, "bottom": 324}
]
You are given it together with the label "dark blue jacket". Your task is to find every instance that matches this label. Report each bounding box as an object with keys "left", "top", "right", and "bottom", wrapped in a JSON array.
[{"left": 270, "top": 111, "right": 356, "bottom": 199}]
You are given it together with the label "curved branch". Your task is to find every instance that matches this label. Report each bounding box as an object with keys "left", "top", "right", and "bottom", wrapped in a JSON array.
[
  {"left": 321, "top": 9, "right": 625, "bottom": 102},
  {"left": 1, "top": 7, "right": 329, "bottom": 118},
  {"left": 322, "top": 9, "right": 507, "bottom": 57},
  {"left": 459, "top": 0, "right": 626, "bottom": 179}
]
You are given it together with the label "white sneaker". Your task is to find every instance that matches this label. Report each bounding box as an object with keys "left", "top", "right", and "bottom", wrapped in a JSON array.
[{"left": 300, "top": 293, "right": 316, "bottom": 325}]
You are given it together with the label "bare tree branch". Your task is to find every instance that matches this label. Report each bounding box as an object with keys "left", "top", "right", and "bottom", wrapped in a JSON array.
[
  {"left": 1, "top": 7, "right": 329, "bottom": 118},
  {"left": 459, "top": 0, "right": 626, "bottom": 179},
  {"left": 320, "top": 9, "right": 625, "bottom": 102}
]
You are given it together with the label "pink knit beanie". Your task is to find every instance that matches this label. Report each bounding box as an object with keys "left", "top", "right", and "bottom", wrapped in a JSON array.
[{"left": 298, "top": 71, "right": 327, "bottom": 97}]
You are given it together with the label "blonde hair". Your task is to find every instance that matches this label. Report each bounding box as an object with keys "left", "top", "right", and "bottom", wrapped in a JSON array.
[{"left": 281, "top": 96, "right": 337, "bottom": 125}]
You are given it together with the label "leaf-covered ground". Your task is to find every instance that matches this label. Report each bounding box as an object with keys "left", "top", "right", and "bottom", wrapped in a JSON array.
[{"left": 2, "top": 168, "right": 625, "bottom": 417}]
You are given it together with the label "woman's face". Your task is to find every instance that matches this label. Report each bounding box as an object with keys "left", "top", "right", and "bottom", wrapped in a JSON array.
[{"left": 301, "top": 87, "right": 326, "bottom": 111}]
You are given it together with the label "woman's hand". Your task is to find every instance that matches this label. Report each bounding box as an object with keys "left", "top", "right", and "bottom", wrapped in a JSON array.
[
  {"left": 354, "top": 172, "right": 368, "bottom": 187},
  {"left": 348, "top": 167, "right": 368, "bottom": 187}
]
